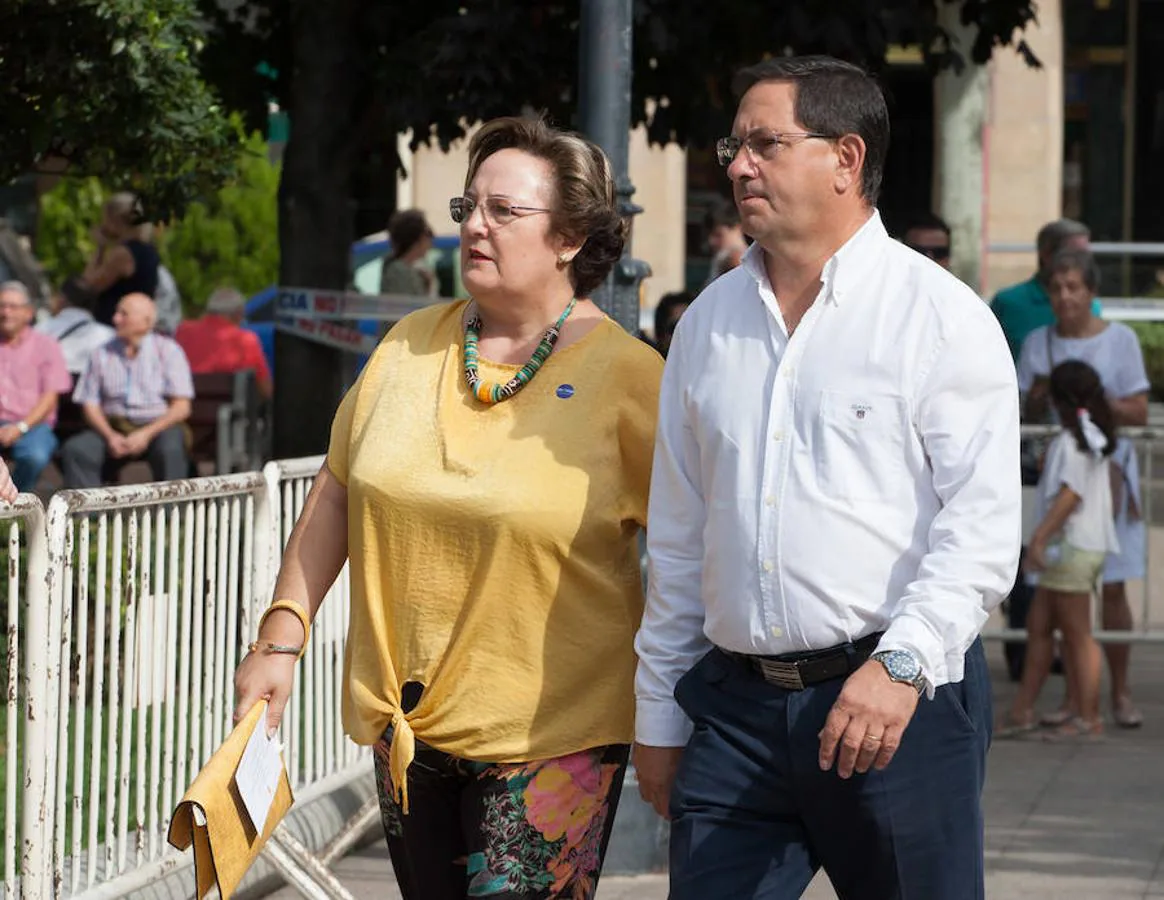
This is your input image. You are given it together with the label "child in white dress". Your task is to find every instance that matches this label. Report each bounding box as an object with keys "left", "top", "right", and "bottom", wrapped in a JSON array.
[{"left": 1001, "top": 360, "right": 1119, "bottom": 740}]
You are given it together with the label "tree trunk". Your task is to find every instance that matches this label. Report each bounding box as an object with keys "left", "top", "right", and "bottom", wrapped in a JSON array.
[
  {"left": 933, "top": 5, "right": 990, "bottom": 292},
  {"left": 273, "top": 0, "right": 367, "bottom": 458}
]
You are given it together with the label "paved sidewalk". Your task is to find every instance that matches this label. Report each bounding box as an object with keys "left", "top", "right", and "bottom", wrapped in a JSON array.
[{"left": 271, "top": 642, "right": 1164, "bottom": 899}]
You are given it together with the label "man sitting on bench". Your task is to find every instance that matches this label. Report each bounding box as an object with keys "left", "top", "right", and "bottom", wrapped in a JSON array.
[
  {"left": 176, "top": 286, "right": 273, "bottom": 399},
  {"left": 62, "top": 292, "right": 194, "bottom": 487},
  {"left": 0, "top": 281, "right": 72, "bottom": 492}
]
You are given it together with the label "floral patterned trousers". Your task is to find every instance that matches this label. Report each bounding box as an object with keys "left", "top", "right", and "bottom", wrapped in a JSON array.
[{"left": 373, "top": 730, "right": 629, "bottom": 900}]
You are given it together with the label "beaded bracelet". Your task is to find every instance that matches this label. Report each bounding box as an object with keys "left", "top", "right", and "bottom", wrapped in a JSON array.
[{"left": 256, "top": 599, "right": 311, "bottom": 660}]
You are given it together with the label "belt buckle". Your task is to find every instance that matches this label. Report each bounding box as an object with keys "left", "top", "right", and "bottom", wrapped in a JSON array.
[{"left": 757, "top": 658, "right": 805, "bottom": 690}]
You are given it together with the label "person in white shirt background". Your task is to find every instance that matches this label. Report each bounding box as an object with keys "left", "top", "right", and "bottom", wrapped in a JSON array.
[
  {"left": 1000, "top": 360, "right": 1118, "bottom": 741},
  {"left": 633, "top": 55, "right": 1021, "bottom": 900},
  {"left": 36, "top": 277, "right": 116, "bottom": 376},
  {"left": 1015, "top": 248, "right": 1148, "bottom": 729}
]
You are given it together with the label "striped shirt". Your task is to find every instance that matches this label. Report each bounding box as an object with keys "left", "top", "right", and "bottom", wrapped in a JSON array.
[{"left": 73, "top": 333, "right": 194, "bottom": 423}]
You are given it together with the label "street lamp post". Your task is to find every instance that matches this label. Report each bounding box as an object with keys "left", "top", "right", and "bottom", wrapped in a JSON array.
[{"left": 577, "top": 0, "right": 651, "bottom": 335}]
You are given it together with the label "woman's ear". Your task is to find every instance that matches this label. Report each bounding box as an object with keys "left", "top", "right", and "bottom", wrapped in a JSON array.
[{"left": 554, "top": 233, "right": 584, "bottom": 267}]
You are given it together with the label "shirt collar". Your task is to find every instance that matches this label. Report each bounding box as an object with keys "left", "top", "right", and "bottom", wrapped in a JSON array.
[
  {"left": 740, "top": 209, "right": 888, "bottom": 307},
  {"left": 114, "top": 331, "right": 154, "bottom": 357},
  {"left": 0, "top": 326, "right": 33, "bottom": 348}
]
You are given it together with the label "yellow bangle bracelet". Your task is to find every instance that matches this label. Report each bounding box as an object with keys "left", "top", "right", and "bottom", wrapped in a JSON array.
[{"left": 257, "top": 599, "right": 311, "bottom": 660}]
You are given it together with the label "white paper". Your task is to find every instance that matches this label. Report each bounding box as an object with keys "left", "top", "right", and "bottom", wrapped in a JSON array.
[{"left": 234, "top": 705, "right": 284, "bottom": 834}]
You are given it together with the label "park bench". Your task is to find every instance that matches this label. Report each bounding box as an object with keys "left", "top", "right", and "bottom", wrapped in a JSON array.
[{"left": 51, "top": 369, "right": 266, "bottom": 481}]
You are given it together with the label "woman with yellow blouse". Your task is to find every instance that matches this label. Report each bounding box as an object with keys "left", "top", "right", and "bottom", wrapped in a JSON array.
[{"left": 233, "top": 116, "right": 662, "bottom": 900}]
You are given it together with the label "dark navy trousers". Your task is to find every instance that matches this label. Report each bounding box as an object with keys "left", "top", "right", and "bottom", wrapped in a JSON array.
[{"left": 669, "top": 639, "right": 991, "bottom": 900}]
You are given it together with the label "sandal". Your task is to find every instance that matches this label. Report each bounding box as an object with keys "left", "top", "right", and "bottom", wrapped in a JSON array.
[
  {"left": 995, "top": 712, "right": 1038, "bottom": 739},
  {"left": 1113, "top": 697, "right": 1143, "bottom": 729},
  {"left": 1039, "top": 707, "right": 1076, "bottom": 728},
  {"left": 1043, "top": 717, "right": 1105, "bottom": 742}
]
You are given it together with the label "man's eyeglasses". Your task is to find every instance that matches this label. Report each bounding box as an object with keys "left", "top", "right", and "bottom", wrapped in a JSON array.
[
  {"left": 715, "top": 130, "right": 835, "bottom": 167},
  {"left": 906, "top": 244, "right": 951, "bottom": 262},
  {"left": 449, "top": 196, "right": 552, "bottom": 226}
]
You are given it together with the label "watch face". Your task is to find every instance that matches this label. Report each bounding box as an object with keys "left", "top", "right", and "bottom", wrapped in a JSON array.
[{"left": 881, "top": 651, "right": 921, "bottom": 681}]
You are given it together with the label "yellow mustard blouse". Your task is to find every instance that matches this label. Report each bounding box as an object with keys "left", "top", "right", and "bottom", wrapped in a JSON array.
[{"left": 326, "top": 300, "right": 662, "bottom": 806}]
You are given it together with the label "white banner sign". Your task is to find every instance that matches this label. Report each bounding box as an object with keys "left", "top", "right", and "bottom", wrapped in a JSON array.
[
  {"left": 275, "top": 287, "right": 432, "bottom": 322},
  {"left": 275, "top": 318, "right": 380, "bottom": 355}
]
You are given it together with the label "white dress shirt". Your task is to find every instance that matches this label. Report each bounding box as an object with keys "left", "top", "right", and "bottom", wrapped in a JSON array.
[{"left": 635, "top": 212, "right": 1022, "bottom": 747}]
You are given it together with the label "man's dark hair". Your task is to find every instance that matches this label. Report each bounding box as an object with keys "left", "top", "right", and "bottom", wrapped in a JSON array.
[
  {"left": 654, "top": 291, "right": 693, "bottom": 343},
  {"left": 732, "top": 55, "right": 890, "bottom": 206},
  {"left": 703, "top": 199, "right": 740, "bottom": 232},
  {"left": 902, "top": 211, "right": 950, "bottom": 238}
]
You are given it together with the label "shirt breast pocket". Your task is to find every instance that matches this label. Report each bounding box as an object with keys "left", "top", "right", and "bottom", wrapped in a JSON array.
[{"left": 814, "top": 389, "right": 910, "bottom": 504}]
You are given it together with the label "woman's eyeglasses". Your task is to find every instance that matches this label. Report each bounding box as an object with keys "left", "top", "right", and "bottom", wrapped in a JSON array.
[
  {"left": 715, "top": 130, "right": 835, "bottom": 167},
  {"left": 449, "top": 196, "right": 552, "bottom": 226}
]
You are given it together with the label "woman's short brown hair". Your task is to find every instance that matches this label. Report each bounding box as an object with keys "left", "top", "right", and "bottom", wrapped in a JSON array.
[
  {"left": 464, "top": 116, "right": 625, "bottom": 298},
  {"left": 1049, "top": 247, "right": 1101, "bottom": 293}
]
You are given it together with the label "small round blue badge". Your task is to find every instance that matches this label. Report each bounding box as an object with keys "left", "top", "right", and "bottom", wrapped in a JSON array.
[{"left": 556, "top": 384, "right": 575, "bottom": 399}]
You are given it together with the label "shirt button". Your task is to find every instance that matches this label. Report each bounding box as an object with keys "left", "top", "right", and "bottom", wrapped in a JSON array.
[
  {"left": 765, "top": 495, "right": 777, "bottom": 507},
  {"left": 771, "top": 626, "right": 784, "bottom": 638},
  {"left": 783, "top": 367, "right": 795, "bottom": 379},
  {"left": 771, "top": 431, "right": 784, "bottom": 442},
  {"left": 762, "top": 560, "right": 774, "bottom": 573}
]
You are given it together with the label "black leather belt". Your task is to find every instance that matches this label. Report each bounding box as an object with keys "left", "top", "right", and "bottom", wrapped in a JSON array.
[{"left": 721, "top": 632, "right": 884, "bottom": 691}]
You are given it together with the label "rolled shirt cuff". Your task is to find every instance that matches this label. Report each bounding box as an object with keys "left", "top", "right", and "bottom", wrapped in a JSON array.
[{"left": 634, "top": 696, "right": 693, "bottom": 747}]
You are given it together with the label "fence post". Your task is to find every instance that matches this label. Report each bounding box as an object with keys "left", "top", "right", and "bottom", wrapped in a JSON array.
[
  {"left": 17, "top": 500, "right": 48, "bottom": 900},
  {"left": 26, "top": 497, "right": 65, "bottom": 900},
  {"left": 258, "top": 463, "right": 283, "bottom": 607}
]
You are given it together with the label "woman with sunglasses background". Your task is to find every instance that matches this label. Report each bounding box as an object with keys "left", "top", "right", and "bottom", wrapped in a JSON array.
[
  {"left": 900, "top": 211, "right": 952, "bottom": 270},
  {"left": 234, "top": 114, "right": 663, "bottom": 900}
]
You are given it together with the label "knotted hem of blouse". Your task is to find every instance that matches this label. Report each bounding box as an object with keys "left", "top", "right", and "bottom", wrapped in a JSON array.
[{"left": 388, "top": 708, "right": 416, "bottom": 814}]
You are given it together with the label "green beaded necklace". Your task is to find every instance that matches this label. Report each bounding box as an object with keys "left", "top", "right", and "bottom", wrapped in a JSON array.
[{"left": 463, "top": 299, "right": 576, "bottom": 404}]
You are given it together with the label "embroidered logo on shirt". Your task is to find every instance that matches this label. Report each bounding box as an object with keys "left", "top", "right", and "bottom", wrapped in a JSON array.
[
  {"left": 851, "top": 403, "right": 872, "bottom": 420},
  {"left": 556, "top": 384, "right": 575, "bottom": 399}
]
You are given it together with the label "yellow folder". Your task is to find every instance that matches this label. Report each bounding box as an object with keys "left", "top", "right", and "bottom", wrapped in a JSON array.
[{"left": 168, "top": 702, "right": 295, "bottom": 899}]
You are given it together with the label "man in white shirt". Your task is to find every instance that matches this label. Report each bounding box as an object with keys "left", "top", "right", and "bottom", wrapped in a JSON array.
[{"left": 633, "top": 56, "right": 1021, "bottom": 899}]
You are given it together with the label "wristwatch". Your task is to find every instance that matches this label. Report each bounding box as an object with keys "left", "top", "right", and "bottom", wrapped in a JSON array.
[
  {"left": 15, "top": 421, "right": 29, "bottom": 435},
  {"left": 871, "top": 650, "right": 929, "bottom": 695}
]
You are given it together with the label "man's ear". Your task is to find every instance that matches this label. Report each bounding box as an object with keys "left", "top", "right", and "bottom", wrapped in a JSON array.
[{"left": 833, "top": 134, "right": 867, "bottom": 197}]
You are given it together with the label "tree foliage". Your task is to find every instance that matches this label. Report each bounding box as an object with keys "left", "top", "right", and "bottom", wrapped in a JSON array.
[
  {"left": 200, "top": 0, "right": 1039, "bottom": 162},
  {"left": 35, "top": 130, "right": 280, "bottom": 311},
  {"left": 35, "top": 176, "right": 106, "bottom": 285},
  {"left": 157, "top": 130, "right": 280, "bottom": 312},
  {"left": 1, "top": 0, "right": 240, "bottom": 221}
]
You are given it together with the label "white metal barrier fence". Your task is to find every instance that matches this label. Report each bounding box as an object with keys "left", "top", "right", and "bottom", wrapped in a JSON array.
[
  {"left": 0, "top": 497, "right": 50, "bottom": 900},
  {"left": 0, "top": 458, "right": 371, "bottom": 900},
  {"left": 982, "top": 424, "right": 1164, "bottom": 644}
]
